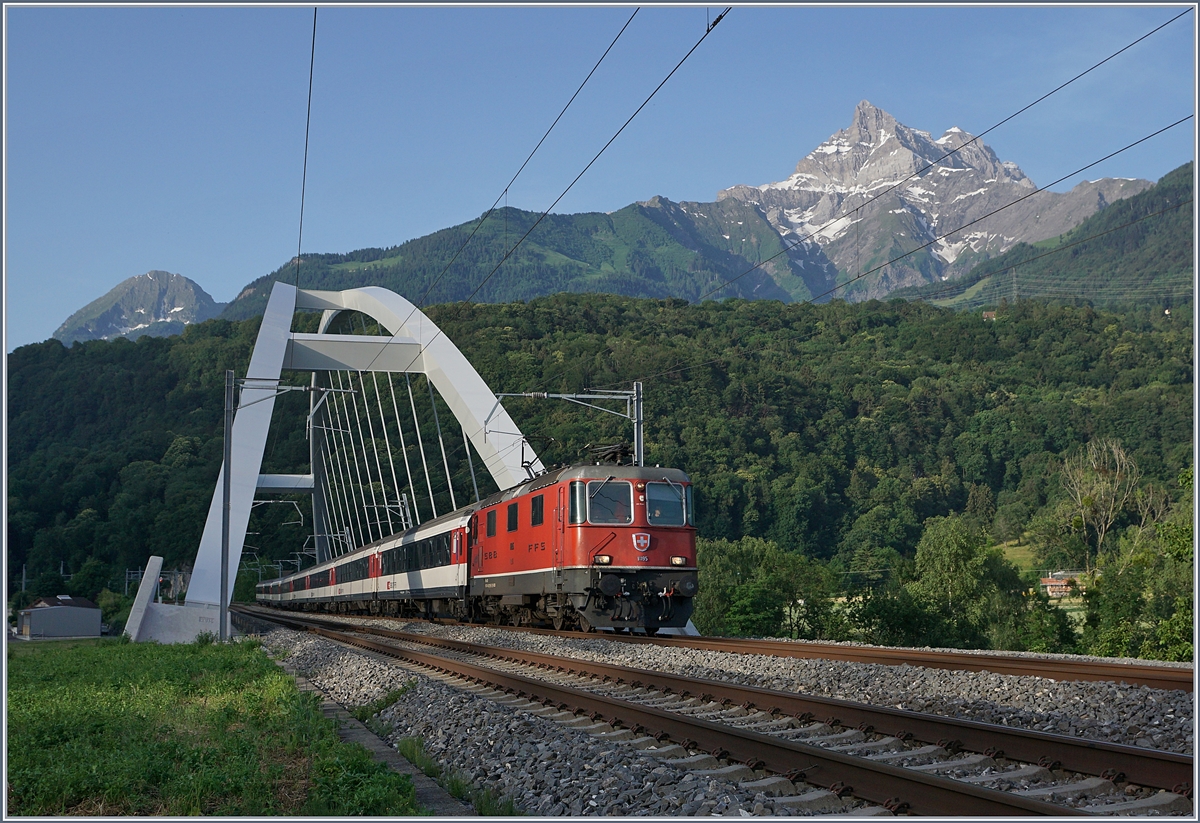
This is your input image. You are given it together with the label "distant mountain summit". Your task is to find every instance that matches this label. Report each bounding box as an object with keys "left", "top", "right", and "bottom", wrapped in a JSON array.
[
  {"left": 53, "top": 271, "right": 226, "bottom": 345},
  {"left": 718, "top": 100, "right": 1152, "bottom": 298}
]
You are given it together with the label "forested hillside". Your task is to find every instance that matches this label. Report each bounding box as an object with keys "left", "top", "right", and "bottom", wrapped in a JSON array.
[
  {"left": 890, "top": 163, "right": 1193, "bottom": 309},
  {"left": 221, "top": 198, "right": 831, "bottom": 322},
  {"left": 8, "top": 296, "right": 1192, "bottom": 656},
  {"left": 217, "top": 164, "right": 1187, "bottom": 328}
]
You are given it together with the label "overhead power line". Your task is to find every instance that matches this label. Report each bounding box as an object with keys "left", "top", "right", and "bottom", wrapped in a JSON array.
[
  {"left": 450, "top": 6, "right": 733, "bottom": 313},
  {"left": 294, "top": 8, "right": 318, "bottom": 290},
  {"left": 407, "top": 8, "right": 641, "bottom": 314},
  {"left": 696, "top": 6, "right": 1194, "bottom": 302},
  {"left": 356, "top": 8, "right": 647, "bottom": 377},
  {"left": 906, "top": 197, "right": 1193, "bottom": 303},
  {"left": 588, "top": 120, "right": 1194, "bottom": 391},
  {"left": 368, "top": 7, "right": 733, "bottom": 378}
]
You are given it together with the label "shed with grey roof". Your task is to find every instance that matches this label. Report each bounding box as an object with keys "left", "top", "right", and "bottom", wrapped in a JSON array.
[{"left": 18, "top": 595, "right": 102, "bottom": 638}]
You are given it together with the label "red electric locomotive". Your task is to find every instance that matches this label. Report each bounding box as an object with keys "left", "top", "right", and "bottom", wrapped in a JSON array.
[{"left": 256, "top": 462, "right": 698, "bottom": 633}]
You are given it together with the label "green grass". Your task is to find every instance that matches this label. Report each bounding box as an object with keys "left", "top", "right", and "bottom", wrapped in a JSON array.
[
  {"left": 328, "top": 253, "right": 405, "bottom": 272},
  {"left": 1000, "top": 539, "right": 1039, "bottom": 574},
  {"left": 350, "top": 682, "right": 416, "bottom": 723},
  {"left": 1054, "top": 595, "right": 1089, "bottom": 630},
  {"left": 931, "top": 274, "right": 993, "bottom": 308},
  {"left": 6, "top": 637, "right": 420, "bottom": 816},
  {"left": 396, "top": 736, "right": 520, "bottom": 816}
]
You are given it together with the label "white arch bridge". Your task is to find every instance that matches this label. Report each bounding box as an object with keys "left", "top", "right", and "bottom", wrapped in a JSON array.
[{"left": 127, "top": 282, "right": 545, "bottom": 642}]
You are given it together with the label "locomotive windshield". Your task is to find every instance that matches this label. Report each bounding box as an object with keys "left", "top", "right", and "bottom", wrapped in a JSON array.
[
  {"left": 588, "top": 479, "right": 633, "bottom": 524},
  {"left": 646, "top": 481, "right": 686, "bottom": 526}
]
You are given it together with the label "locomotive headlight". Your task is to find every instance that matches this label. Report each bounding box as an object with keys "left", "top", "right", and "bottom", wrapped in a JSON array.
[
  {"left": 670, "top": 556, "right": 687, "bottom": 566},
  {"left": 594, "top": 555, "right": 613, "bottom": 565}
]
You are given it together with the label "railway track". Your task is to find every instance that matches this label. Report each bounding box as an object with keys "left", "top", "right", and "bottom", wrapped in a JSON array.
[
  {"left": 277, "top": 609, "right": 1193, "bottom": 692},
  {"left": 236, "top": 605, "right": 1194, "bottom": 816},
  {"left": 408, "top": 617, "right": 1193, "bottom": 692}
]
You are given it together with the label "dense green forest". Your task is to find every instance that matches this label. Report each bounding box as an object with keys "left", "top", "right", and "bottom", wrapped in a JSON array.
[{"left": 8, "top": 295, "right": 1192, "bottom": 657}]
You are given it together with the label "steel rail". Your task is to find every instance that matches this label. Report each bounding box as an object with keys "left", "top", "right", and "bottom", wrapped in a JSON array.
[
  {"left": 628, "top": 635, "right": 1195, "bottom": 693},
  {"left": 238, "top": 594, "right": 1194, "bottom": 692},
  {"left": 256, "top": 608, "right": 1189, "bottom": 793},
  {"left": 241, "top": 608, "right": 1087, "bottom": 816},
  {"left": 413, "top": 616, "right": 1193, "bottom": 692}
]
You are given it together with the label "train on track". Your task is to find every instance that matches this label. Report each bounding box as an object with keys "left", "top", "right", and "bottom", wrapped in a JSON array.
[{"left": 256, "top": 463, "right": 698, "bottom": 632}]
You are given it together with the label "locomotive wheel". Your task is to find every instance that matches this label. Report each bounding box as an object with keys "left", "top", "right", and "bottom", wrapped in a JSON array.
[
  {"left": 577, "top": 613, "right": 595, "bottom": 633},
  {"left": 552, "top": 612, "right": 566, "bottom": 631}
]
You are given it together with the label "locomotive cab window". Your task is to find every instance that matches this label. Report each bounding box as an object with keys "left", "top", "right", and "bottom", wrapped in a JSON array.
[
  {"left": 588, "top": 479, "right": 633, "bottom": 525},
  {"left": 486, "top": 510, "right": 496, "bottom": 537},
  {"left": 507, "top": 502, "right": 518, "bottom": 532},
  {"left": 569, "top": 481, "right": 586, "bottom": 525},
  {"left": 531, "top": 494, "right": 544, "bottom": 527},
  {"left": 647, "top": 482, "right": 687, "bottom": 526}
]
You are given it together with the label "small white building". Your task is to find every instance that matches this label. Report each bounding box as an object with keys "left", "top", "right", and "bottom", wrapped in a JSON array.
[{"left": 17, "top": 595, "right": 102, "bottom": 638}]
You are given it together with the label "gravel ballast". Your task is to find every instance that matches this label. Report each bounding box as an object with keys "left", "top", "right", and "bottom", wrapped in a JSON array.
[
  {"left": 259, "top": 622, "right": 1193, "bottom": 816},
  {"left": 262, "top": 628, "right": 826, "bottom": 816},
  {"left": 333, "top": 618, "right": 1195, "bottom": 754}
]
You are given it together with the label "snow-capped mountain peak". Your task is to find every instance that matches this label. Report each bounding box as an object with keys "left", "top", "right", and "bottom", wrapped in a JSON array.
[{"left": 716, "top": 101, "right": 1149, "bottom": 297}]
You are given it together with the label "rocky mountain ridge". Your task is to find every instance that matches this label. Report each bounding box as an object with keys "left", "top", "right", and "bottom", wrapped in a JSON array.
[
  {"left": 718, "top": 100, "right": 1152, "bottom": 298},
  {"left": 54, "top": 102, "right": 1160, "bottom": 335},
  {"left": 53, "top": 271, "right": 226, "bottom": 345}
]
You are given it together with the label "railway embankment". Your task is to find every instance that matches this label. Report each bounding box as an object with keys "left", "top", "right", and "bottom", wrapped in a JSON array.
[{"left": 252, "top": 615, "right": 1193, "bottom": 816}]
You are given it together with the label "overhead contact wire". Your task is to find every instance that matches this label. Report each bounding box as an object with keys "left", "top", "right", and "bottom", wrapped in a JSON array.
[{"left": 386, "top": 8, "right": 732, "bottom": 379}]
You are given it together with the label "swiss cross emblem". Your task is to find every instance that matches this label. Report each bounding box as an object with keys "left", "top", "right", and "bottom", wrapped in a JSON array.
[{"left": 633, "top": 533, "right": 651, "bottom": 551}]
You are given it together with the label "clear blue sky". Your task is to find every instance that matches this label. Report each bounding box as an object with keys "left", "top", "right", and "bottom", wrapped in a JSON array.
[{"left": 4, "top": 4, "right": 1196, "bottom": 350}]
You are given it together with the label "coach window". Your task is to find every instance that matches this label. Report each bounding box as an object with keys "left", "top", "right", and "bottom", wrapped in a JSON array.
[
  {"left": 507, "top": 502, "right": 519, "bottom": 532},
  {"left": 531, "top": 494, "right": 544, "bottom": 527},
  {"left": 486, "top": 510, "right": 497, "bottom": 537},
  {"left": 569, "top": 481, "right": 586, "bottom": 525},
  {"left": 588, "top": 479, "right": 633, "bottom": 525}
]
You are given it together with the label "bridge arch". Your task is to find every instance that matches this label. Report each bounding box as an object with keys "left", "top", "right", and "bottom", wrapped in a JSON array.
[{"left": 184, "top": 282, "right": 542, "bottom": 610}]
